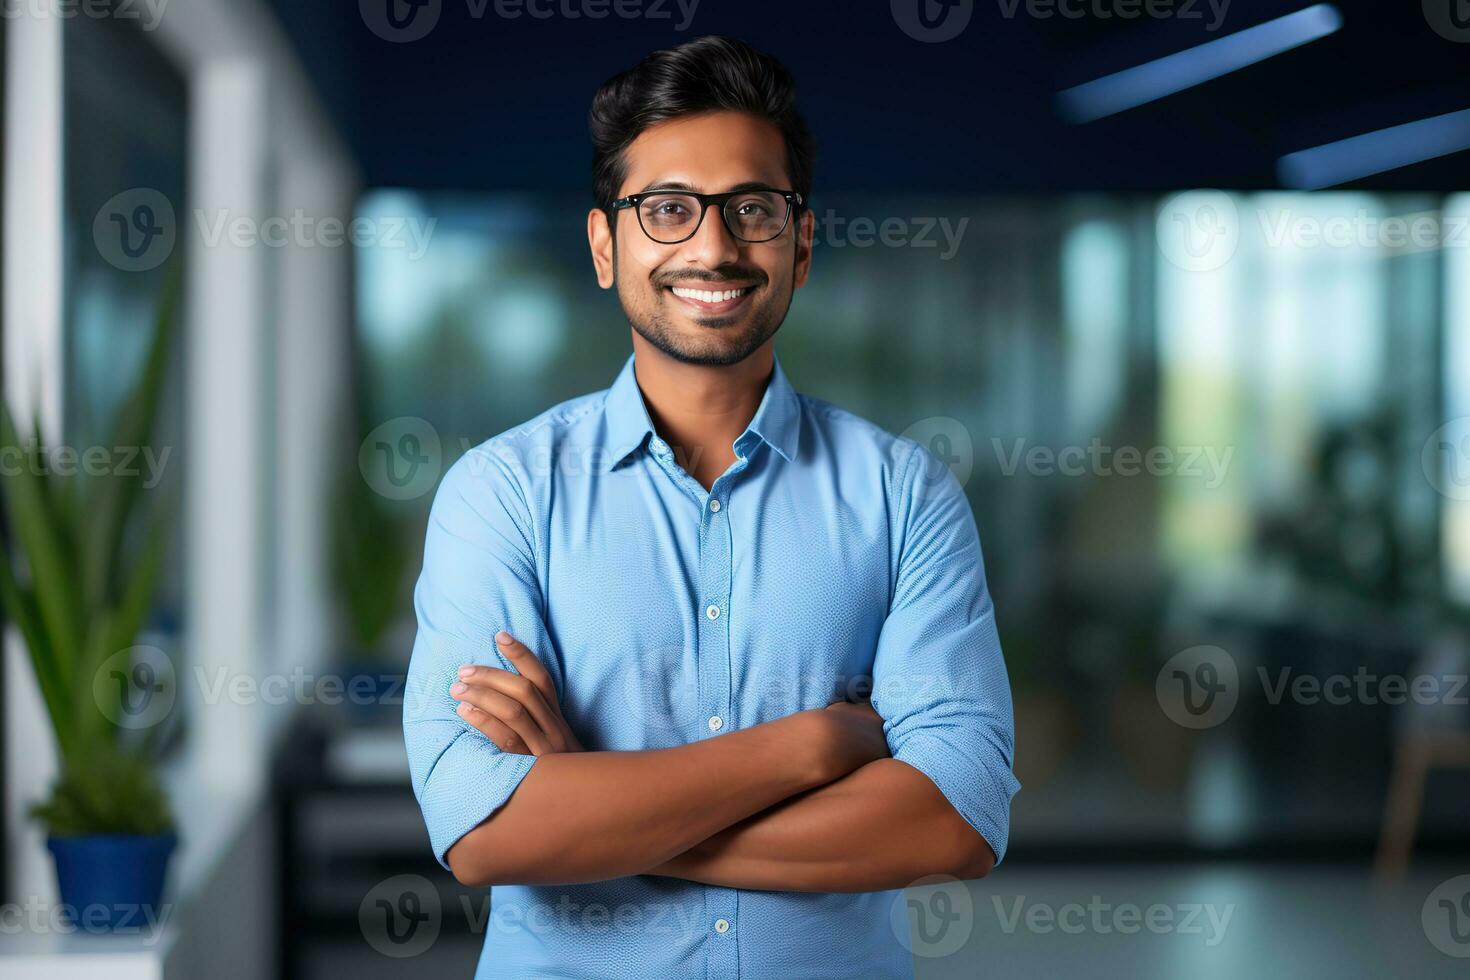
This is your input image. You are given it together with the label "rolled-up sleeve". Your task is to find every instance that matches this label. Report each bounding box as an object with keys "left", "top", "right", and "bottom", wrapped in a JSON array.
[
  {"left": 871, "top": 442, "right": 1021, "bottom": 866},
  {"left": 403, "top": 445, "right": 545, "bottom": 869}
]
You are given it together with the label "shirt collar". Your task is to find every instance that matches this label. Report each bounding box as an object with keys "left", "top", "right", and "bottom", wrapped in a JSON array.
[{"left": 601, "top": 352, "right": 802, "bottom": 472}]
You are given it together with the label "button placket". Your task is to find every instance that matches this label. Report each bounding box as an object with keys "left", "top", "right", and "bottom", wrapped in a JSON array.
[{"left": 698, "top": 462, "right": 743, "bottom": 980}]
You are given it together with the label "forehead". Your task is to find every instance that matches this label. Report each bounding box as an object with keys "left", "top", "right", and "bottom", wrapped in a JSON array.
[{"left": 619, "top": 111, "right": 790, "bottom": 193}]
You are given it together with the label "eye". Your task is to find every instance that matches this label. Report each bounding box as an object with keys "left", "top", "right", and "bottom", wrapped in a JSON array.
[{"left": 733, "top": 199, "right": 775, "bottom": 217}]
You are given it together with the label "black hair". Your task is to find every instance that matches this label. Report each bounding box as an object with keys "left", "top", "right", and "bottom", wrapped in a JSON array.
[{"left": 588, "top": 35, "right": 816, "bottom": 211}]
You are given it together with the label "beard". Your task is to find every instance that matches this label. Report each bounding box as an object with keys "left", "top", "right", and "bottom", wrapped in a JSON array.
[{"left": 615, "top": 254, "right": 793, "bottom": 367}]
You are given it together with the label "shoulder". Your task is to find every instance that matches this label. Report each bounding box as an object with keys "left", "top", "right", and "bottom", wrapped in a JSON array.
[{"left": 796, "top": 392, "right": 932, "bottom": 486}]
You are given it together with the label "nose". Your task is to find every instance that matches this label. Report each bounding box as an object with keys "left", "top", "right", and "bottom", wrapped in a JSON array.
[{"left": 679, "top": 202, "right": 742, "bottom": 271}]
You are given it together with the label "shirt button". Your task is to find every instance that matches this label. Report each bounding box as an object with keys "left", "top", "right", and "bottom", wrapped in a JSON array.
[
  {"left": 650, "top": 437, "right": 666, "bottom": 454},
  {"left": 708, "top": 499, "right": 721, "bottom": 513},
  {"left": 705, "top": 604, "right": 720, "bottom": 620},
  {"left": 714, "top": 918, "right": 730, "bottom": 934},
  {"left": 708, "top": 715, "right": 723, "bottom": 732}
]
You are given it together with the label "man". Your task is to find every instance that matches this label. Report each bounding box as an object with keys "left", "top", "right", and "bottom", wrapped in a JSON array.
[{"left": 404, "top": 34, "right": 1020, "bottom": 979}]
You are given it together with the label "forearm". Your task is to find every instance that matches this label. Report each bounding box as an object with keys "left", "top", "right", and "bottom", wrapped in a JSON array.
[
  {"left": 646, "top": 759, "right": 996, "bottom": 892},
  {"left": 447, "top": 711, "right": 833, "bottom": 887}
]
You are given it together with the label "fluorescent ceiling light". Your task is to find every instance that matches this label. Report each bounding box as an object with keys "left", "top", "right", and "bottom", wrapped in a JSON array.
[
  {"left": 1278, "top": 107, "right": 1470, "bottom": 189},
  {"left": 1056, "top": 4, "right": 1343, "bottom": 124}
]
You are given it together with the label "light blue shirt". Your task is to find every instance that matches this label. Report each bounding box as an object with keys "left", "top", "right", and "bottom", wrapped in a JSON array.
[{"left": 404, "top": 352, "right": 1019, "bottom": 979}]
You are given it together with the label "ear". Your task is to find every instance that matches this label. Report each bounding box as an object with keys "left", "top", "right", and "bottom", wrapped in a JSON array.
[
  {"left": 792, "top": 206, "right": 815, "bottom": 289},
  {"left": 588, "top": 207, "right": 615, "bottom": 289}
]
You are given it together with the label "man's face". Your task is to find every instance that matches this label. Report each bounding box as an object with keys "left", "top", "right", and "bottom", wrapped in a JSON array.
[{"left": 588, "top": 110, "right": 813, "bottom": 366}]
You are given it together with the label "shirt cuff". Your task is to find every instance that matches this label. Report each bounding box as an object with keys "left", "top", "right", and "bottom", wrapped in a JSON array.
[
  {"left": 891, "top": 728, "right": 1021, "bottom": 867},
  {"left": 418, "top": 731, "right": 538, "bottom": 870}
]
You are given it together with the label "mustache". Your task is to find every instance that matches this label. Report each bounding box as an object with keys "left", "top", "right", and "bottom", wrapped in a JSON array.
[{"left": 654, "top": 269, "right": 767, "bottom": 288}]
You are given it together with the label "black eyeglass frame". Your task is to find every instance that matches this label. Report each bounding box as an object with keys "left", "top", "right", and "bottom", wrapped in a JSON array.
[{"left": 608, "top": 188, "right": 806, "bottom": 244}]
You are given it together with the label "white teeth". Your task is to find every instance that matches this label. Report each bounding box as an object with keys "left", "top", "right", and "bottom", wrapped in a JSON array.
[{"left": 670, "top": 286, "right": 750, "bottom": 303}]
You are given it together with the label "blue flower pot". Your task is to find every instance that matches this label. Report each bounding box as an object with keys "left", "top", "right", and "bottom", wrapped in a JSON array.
[{"left": 47, "top": 833, "right": 177, "bottom": 929}]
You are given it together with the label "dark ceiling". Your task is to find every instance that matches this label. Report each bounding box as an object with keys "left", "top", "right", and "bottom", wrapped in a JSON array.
[{"left": 264, "top": 0, "right": 1470, "bottom": 195}]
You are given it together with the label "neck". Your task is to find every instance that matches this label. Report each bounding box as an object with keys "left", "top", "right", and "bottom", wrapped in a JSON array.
[{"left": 629, "top": 334, "right": 773, "bottom": 490}]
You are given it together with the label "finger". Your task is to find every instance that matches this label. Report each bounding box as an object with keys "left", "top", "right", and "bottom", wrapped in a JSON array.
[
  {"left": 494, "top": 631, "right": 565, "bottom": 715},
  {"left": 455, "top": 701, "right": 532, "bottom": 754},
  {"left": 452, "top": 680, "right": 556, "bottom": 755},
  {"left": 463, "top": 666, "right": 571, "bottom": 752}
]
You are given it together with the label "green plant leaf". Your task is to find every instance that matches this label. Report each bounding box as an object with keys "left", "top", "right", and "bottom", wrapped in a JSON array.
[
  {"left": 83, "top": 263, "right": 180, "bottom": 618},
  {"left": 0, "top": 405, "right": 83, "bottom": 689},
  {"left": 0, "top": 551, "right": 70, "bottom": 755}
]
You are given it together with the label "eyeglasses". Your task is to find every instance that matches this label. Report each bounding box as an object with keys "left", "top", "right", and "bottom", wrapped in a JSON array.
[{"left": 609, "top": 188, "right": 804, "bottom": 245}]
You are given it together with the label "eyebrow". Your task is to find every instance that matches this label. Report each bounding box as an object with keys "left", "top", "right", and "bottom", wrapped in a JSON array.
[{"left": 633, "top": 180, "right": 785, "bottom": 195}]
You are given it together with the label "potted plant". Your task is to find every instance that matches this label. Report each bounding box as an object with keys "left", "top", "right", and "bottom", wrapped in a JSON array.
[{"left": 0, "top": 272, "right": 179, "bottom": 927}]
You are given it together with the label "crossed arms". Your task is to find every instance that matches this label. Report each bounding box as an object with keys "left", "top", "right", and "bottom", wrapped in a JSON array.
[
  {"left": 405, "top": 444, "right": 1019, "bottom": 895},
  {"left": 442, "top": 631, "right": 997, "bottom": 891}
]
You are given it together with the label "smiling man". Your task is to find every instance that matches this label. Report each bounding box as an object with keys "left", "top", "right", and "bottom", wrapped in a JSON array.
[{"left": 403, "top": 35, "right": 1020, "bottom": 980}]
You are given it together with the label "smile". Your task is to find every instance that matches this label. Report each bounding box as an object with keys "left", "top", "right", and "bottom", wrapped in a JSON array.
[{"left": 665, "top": 284, "right": 756, "bottom": 314}]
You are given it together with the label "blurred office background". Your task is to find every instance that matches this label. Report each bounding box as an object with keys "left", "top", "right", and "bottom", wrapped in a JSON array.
[{"left": 2, "top": 0, "right": 1469, "bottom": 977}]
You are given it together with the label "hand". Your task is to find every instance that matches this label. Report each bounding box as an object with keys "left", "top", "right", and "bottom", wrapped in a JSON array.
[
  {"left": 805, "top": 699, "right": 890, "bottom": 783},
  {"left": 450, "top": 631, "right": 584, "bottom": 755}
]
